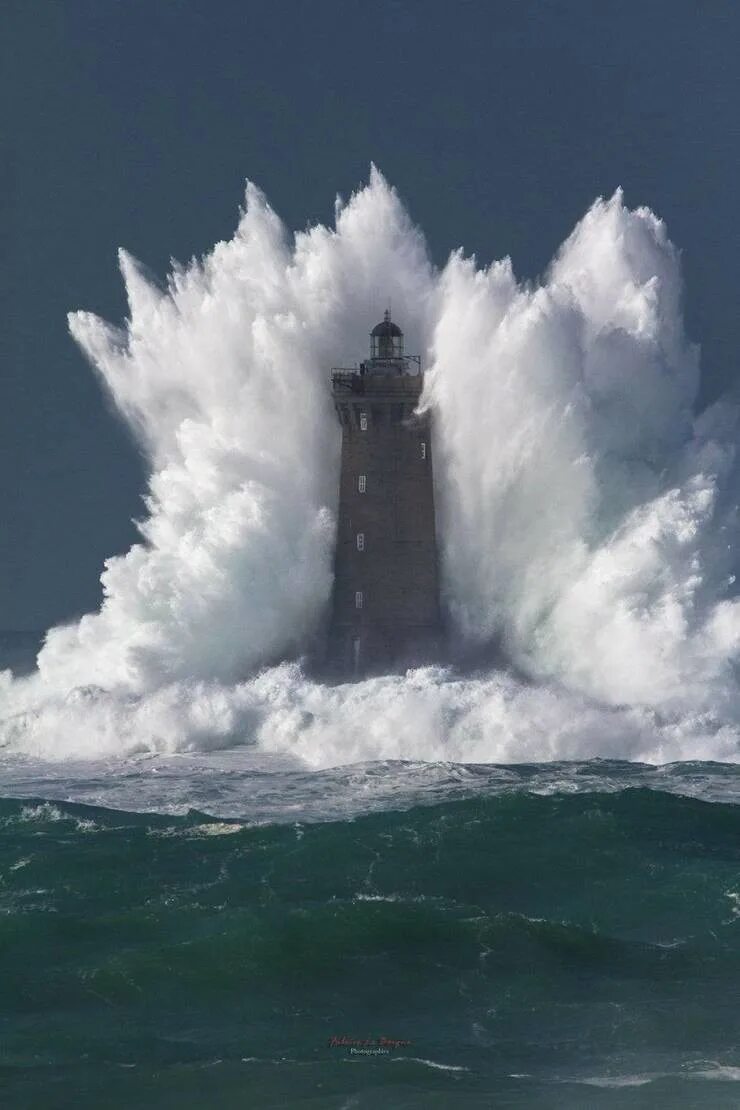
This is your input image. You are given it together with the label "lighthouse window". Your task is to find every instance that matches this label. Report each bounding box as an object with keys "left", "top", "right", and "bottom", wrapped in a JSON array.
[
  {"left": 358, "top": 474, "right": 366, "bottom": 493},
  {"left": 421, "top": 441, "right": 427, "bottom": 459},
  {"left": 356, "top": 532, "right": 365, "bottom": 551},
  {"left": 359, "top": 412, "right": 368, "bottom": 431},
  {"left": 355, "top": 590, "right": 364, "bottom": 609}
]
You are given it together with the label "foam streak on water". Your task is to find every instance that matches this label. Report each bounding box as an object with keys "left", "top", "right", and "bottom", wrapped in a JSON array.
[{"left": 1, "top": 169, "right": 740, "bottom": 766}]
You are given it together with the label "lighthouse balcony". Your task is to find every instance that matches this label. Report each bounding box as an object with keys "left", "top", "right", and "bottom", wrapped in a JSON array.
[{"left": 331, "top": 368, "right": 423, "bottom": 400}]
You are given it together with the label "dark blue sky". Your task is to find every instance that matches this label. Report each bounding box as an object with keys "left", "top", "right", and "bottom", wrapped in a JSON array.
[{"left": 3, "top": 0, "right": 739, "bottom": 630}]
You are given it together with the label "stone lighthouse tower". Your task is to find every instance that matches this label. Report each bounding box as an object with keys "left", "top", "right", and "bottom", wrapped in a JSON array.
[{"left": 327, "top": 311, "right": 441, "bottom": 675}]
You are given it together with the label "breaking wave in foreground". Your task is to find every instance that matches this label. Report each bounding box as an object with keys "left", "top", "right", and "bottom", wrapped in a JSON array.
[
  {"left": 2, "top": 167, "right": 740, "bottom": 765},
  {"left": 4, "top": 784, "right": 740, "bottom": 1107}
]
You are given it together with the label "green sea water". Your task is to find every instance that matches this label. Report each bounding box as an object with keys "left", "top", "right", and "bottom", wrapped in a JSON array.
[{"left": 3, "top": 776, "right": 740, "bottom": 1108}]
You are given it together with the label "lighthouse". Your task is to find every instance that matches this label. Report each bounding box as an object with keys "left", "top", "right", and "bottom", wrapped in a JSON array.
[{"left": 327, "top": 311, "right": 441, "bottom": 675}]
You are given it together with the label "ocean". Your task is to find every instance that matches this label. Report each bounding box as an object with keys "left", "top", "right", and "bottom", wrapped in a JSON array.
[
  {"left": 4, "top": 174, "right": 740, "bottom": 1107},
  {"left": 2, "top": 753, "right": 740, "bottom": 1108}
]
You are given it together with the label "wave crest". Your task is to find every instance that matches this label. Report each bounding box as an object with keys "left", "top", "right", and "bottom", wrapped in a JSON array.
[{"left": 2, "top": 171, "right": 740, "bottom": 763}]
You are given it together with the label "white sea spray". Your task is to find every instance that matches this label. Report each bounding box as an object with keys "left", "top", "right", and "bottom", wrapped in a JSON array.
[{"left": 2, "top": 169, "right": 739, "bottom": 766}]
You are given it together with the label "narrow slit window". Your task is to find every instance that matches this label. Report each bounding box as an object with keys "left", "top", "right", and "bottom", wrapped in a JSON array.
[
  {"left": 355, "top": 590, "right": 364, "bottom": 609},
  {"left": 356, "top": 532, "right": 365, "bottom": 551},
  {"left": 420, "top": 441, "right": 427, "bottom": 459},
  {"left": 359, "top": 412, "right": 368, "bottom": 432},
  {"left": 358, "top": 474, "right": 366, "bottom": 493}
]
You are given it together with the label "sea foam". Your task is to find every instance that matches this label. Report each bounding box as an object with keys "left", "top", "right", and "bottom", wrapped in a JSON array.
[{"left": 2, "top": 168, "right": 739, "bottom": 765}]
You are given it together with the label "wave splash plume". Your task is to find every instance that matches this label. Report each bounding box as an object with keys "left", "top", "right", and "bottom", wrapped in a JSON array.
[{"left": 2, "top": 168, "right": 740, "bottom": 765}]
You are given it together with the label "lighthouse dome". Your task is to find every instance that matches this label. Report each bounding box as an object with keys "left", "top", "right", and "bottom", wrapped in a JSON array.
[
  {"left": 370, "top": 309, "right": 404, "bottom": 359},
  {"left": 371, "top": 312, "right": 403, "bottom": 339}
]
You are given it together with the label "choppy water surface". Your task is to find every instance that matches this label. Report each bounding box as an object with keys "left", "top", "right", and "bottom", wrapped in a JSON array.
[{"left": 3, "top": 757, "right": 740, "bottom": 1108}]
